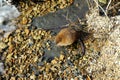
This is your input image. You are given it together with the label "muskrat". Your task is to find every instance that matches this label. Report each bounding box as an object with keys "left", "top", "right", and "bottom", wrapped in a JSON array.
[{"left": 55, "top": 27, "right": 86, "bottom": 55}]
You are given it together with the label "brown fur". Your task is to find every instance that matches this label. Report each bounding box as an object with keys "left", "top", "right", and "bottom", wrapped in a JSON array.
[{"left": 55, "top": 28, "right": 78, "bottom": 46}]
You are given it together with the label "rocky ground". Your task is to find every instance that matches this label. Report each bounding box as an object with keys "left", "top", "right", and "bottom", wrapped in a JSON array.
[{"left": 0, "top": 0, "right": 120, "bottom": 80}]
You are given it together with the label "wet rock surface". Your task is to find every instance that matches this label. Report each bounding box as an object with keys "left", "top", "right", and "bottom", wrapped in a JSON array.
[{"left": 32, "top": 0, "right": 88, "bottom": 31}]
